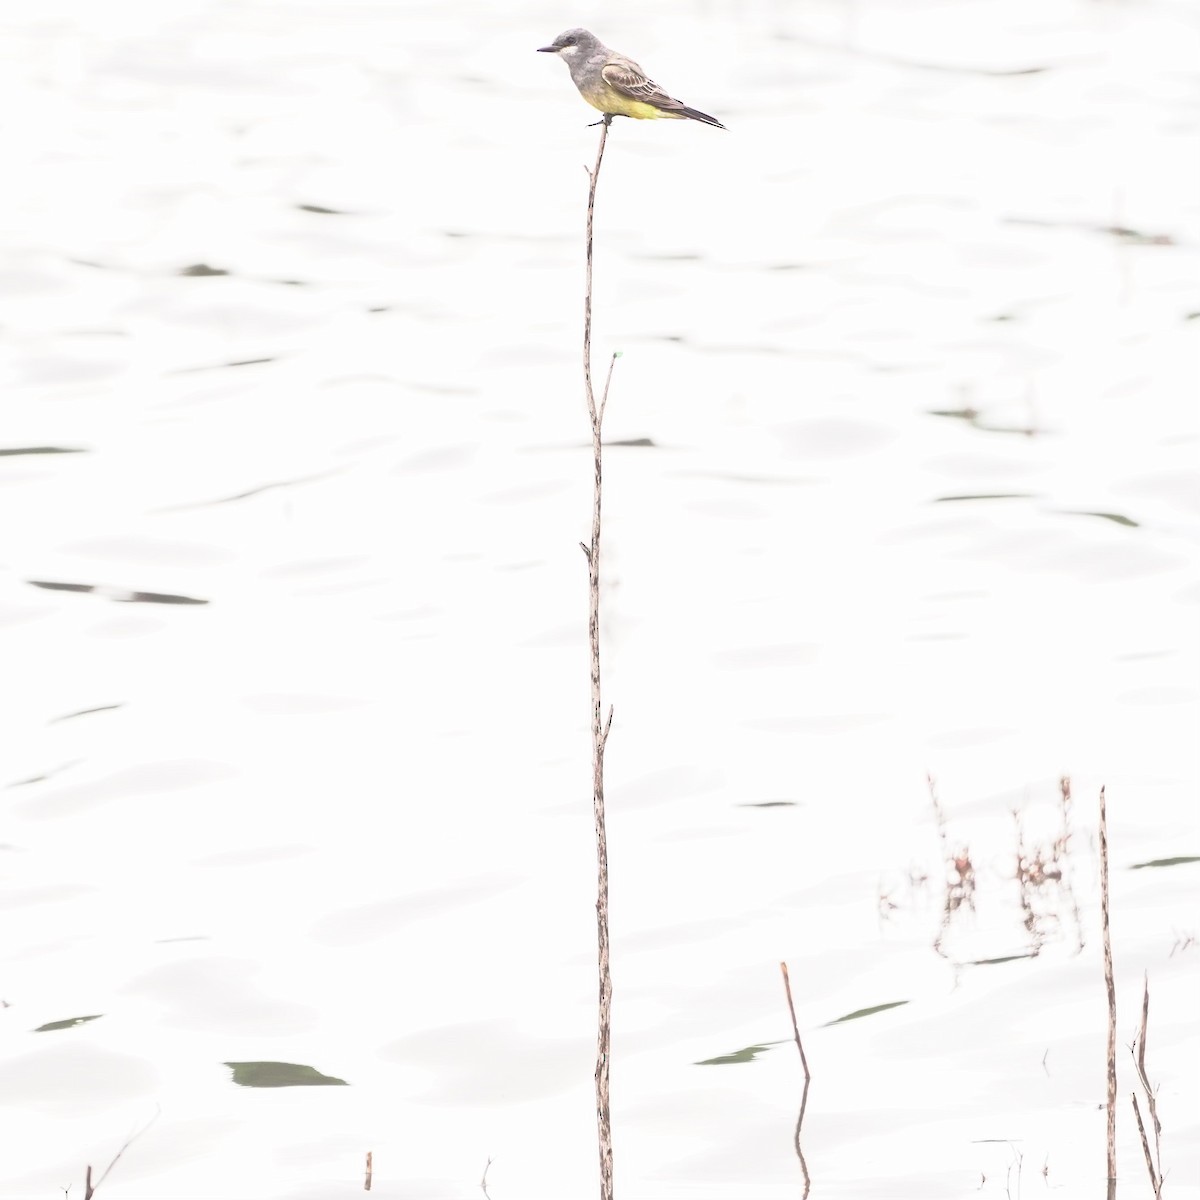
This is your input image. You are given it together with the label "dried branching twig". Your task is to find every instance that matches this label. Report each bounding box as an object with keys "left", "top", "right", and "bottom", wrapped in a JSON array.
[
  {"left": 583, "top": 114, "right": 616, "bottom": 1200},
  {"left": 1013, "top": 806, "right": 1047, "bottom": 955},
  {"left": 928, "top": 772, "right": 975, "bottom": 958},
  {"left": 364, "top": 1150, "right": 373, "bottom": 1192},
  {"left": 1099, "top": 785, "right": 1117, "bottom": 1199},
  {"left": 1012, "top": 779, "right": 1083, "bottom": 957},
  {"left": 1130, "top": 974, "right": 1164, "bottom": 1198},
  {"left": 779, "top": 962, "right": 812, "bottom": 1199}
]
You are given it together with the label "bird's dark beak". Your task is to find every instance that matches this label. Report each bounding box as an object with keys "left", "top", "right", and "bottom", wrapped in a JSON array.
[{"left": 536, "top": 44, "right": 557, "bottom": 53}]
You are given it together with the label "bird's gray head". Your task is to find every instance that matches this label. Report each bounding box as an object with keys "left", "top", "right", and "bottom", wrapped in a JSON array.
[{"left": 536, "top": 28, "right": 602, "bottom": 59}]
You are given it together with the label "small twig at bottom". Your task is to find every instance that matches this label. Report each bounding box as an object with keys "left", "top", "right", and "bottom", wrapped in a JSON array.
[
  {"left": 81, "top": 1107, "right": 160, "bottom": 1199},
  {"left": 1099, "top": 785, "right": 1117, "bottom": 1199}
]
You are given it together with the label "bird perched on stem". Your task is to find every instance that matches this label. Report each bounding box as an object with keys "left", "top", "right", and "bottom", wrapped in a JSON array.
[{"left": 537, "top": 28, "right": 727, "bottom": 130}]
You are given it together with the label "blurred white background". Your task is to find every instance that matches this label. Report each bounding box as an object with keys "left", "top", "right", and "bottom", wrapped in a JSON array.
[{"left": 2, "top": 1, "right": 1198, "bottom": 1197}]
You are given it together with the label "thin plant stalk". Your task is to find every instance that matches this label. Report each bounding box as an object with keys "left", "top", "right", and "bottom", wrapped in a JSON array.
[
  {"left": 780, "top": 962, "right": 812, "bottom": 1199},
  {"left": 581, "top": 113, "right": 616, "bottom": 1200},
  {"left": 1059, "top": 776, "right": 1085, "bottom": 953},
  {"left": 1099, "top": 785, "right": 1117, "bottom": 1199}
]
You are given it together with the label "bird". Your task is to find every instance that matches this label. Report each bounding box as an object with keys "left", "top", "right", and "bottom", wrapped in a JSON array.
[{"left": 537, "top": 28, "right": 726, "bottom": 130}]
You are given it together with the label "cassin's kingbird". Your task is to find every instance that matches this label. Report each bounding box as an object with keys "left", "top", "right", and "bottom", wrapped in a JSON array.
[{"left": 537, "top": 28, "right": 726, "bottom": 130}]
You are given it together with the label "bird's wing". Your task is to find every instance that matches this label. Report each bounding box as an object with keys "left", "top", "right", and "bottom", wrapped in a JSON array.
[{"left": 601, "top": 59, "right": 686, "bottom": 113}]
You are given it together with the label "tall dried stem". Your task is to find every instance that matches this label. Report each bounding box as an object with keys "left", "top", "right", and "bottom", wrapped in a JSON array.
[{"left": 581, "top": 114, "right": 616, "bottom": 1200}]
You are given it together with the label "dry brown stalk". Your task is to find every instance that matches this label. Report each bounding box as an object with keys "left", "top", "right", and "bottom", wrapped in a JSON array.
[
  {"left": 1099, "top": 785, "right": 1117, "bottom": 1198},
  {"left": 1132, "top": 1096, "right": 1160, "bottom": 1199},
  {"left": 582, "top": 113, "right": 616, "bottom": 1200},
  {"left": 1130, "top": 974, "right": 1164, "bottom": 1197},
  {"left": 364, "top": 1150, "right": 373, "bottom": 1191},
  {"left": 779, "top": 962, "right": 812, "bottom": 1199}
]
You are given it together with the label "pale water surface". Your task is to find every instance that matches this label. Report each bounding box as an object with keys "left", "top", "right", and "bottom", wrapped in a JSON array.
[{"left": 2, "top": 0, "right": 1198, "bottom": 1197}]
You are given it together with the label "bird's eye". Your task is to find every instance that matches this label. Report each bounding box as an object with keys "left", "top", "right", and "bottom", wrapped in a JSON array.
[{"left": 563, "top": 36, "right": 576, "bottom": 46}]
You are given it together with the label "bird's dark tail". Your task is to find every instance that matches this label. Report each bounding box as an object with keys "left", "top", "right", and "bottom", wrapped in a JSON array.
[{"left": 681, "top": 106, "right": 727, "bottom": 130}]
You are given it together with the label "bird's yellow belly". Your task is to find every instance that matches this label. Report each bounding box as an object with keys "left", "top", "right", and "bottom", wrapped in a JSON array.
[{"left": 587, "top": 90, "right": 682, "bottom": 120}]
